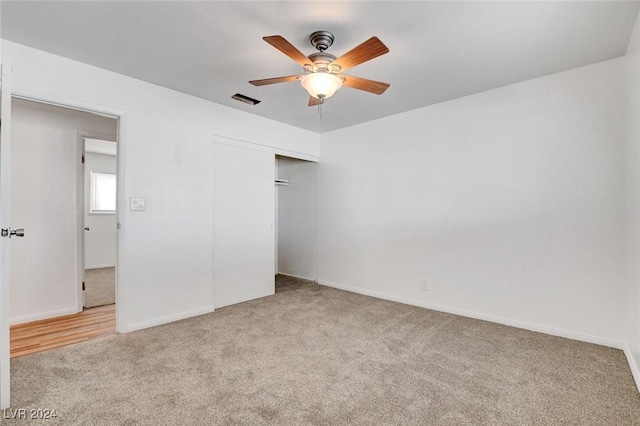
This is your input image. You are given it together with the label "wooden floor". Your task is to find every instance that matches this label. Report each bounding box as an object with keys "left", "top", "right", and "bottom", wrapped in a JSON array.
[{"left": 10, "top": 304, "right": 116, "bottom": 358}]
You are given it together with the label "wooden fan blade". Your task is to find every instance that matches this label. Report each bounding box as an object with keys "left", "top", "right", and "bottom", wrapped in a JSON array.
[
  {"left": 341, "top": 75, "right": 390, "bottom": 95},
  {"left": 330, "top": 37, "right": 389, "bottom": 72},
  {"left": 249, "top": 75, "right": 300, "bottom": 86},
  {"left": 263, "top": 35, "right": 312, "bottom": 68},
  {"left": 308, "top": 96, "right": 321, "bottom": 107}
]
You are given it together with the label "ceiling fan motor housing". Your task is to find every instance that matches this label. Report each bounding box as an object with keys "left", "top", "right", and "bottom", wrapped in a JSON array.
[
  {"left": 309, "top": 31, "right": 334, "bottom": 52},
  {"left": 307, "top": 52, "right": 339, "bottom": 73}
]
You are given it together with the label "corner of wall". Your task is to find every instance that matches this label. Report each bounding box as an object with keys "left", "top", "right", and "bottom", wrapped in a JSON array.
[
  {"left": 625, "top": 344, "right": 640, "bottom": 392},
  {"left": 626, "top": 10, "right": 640, "bottom": 56}
]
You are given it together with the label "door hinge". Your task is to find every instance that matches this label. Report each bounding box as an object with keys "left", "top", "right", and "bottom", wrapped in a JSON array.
[
  {"left": 82, "top": 281, "right": 85, "bottom": 291},
  {"left": 82, "top": 155, "right": 85, "bottom": 164}
]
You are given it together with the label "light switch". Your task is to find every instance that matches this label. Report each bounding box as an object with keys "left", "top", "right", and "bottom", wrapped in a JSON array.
[{"left": 130, "top": 197, "right": 146, "bottom": 211}]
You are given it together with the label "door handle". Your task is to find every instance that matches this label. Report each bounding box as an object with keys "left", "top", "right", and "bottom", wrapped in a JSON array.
[
  {"left": 84, "top": 227, "right": 90, "bottom": 231},
  {"left": 1, "top": 227, "right": 25, "bottom": 238}
]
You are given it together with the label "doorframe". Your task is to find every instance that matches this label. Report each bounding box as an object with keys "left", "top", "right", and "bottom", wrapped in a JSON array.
[
  {"left": 1, "top": 59, "right": 14, "bottom": 410},
  {"left": 76, "top": 131, "right": 119, "bottom": 313},
  {"left": 12, "top": 91, "right": 126, "bottom": 333},
  {"left": 274, "top": 156, "right": 279, "bottom": 275}
]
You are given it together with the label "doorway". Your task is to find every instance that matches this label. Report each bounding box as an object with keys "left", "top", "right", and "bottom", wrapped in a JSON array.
[
  {"left": 8, "top": 98, "right": 118, "bottom": 357},
  {"left": 275, "top": 156, "right": 318, "bottom": 284},
  {"left": 82, "top": 138, "right": 117, "bottom": 309}
]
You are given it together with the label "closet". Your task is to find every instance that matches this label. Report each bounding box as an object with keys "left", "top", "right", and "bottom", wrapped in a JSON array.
[
  {"left": 276, "top": 156, "right": 317, "bottom": 281},
  {"left": 211, "top": 139, "right": 317, "bottom": 308}
]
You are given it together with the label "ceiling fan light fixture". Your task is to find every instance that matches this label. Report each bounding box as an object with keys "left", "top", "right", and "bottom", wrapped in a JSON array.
[
  {"left": 251, "top": 33, "right": 390, "bottom": 108},
  {"left": 301, "top": 72, "right": 343, "bottom": 100}
]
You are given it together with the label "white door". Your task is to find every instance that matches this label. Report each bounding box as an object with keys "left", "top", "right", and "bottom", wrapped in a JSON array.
[
  {"left": 0, "top": 61, "right": 13, "bottom": 409},
  {"left": 212, "top": 142, "right": 275, "bottom": 308}
]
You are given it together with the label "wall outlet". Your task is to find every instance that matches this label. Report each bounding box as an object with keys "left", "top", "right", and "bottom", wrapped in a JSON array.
[{"left": 421, "top": 279, "right": 429, "bottom": 291}]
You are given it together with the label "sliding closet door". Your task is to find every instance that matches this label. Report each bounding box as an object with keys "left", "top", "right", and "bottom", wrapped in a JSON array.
[{"left": 212, "top": 141, "right": 275, "bottom": 308}]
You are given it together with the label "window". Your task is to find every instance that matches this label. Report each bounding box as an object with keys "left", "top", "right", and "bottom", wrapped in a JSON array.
[{"left": 90, "top": 172, "right": 116, "bottom": 213}]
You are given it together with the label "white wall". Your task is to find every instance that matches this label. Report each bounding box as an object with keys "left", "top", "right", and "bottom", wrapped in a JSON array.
[
  {"left": 10, "top": 98, "right": 117, "bottom": 323},
  {"left": 624, "top": 11, "right": 640, "bottom": 386},
  {"left": 3, "top": 40, "right": 320, "bottom": 332},
  {"left": 84, "top": 151, "right": 117, "bottom": 269},
  {"left": 277, "top": 156, "right": 317, "bottom": 280},
  {"left": 317, "top": 58, "right": 626, "bottom": 346}
]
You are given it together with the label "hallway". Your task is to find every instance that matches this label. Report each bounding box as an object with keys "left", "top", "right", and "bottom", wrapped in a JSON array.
[{"left": 10, "top": 305, "right": 115, "bottom": 358}]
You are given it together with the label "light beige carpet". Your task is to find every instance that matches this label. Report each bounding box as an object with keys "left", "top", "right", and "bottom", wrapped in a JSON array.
[
  {"left": 7, "top": 275, "right": 640, "bottom": 425},
  {"left": 84, "top": 267, "right": 115, "bottom": 308}
]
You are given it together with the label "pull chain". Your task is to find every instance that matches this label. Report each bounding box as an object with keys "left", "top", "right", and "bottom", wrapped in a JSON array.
[{"left": 317, "top": 96, "right": 325, "bottom": 119}]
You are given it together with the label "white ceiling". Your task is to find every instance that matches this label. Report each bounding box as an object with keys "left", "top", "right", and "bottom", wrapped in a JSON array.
[{"left": 2, "top": 1, "right": 639, "bottom": 133}]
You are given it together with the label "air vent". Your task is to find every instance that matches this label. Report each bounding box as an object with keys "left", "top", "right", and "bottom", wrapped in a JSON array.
[{"left": 231, "top": 93, "right": 261, "bottom": 105}]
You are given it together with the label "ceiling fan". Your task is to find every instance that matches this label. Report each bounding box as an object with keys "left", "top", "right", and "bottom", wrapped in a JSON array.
[{"left": 249, "top": 31, "right": 390, "bottom": 106}]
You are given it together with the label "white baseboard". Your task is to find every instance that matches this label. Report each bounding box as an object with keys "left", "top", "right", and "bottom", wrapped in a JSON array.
[
  {"left": 624, "top": 344, "right": 640, "bottom": 392},
  {"left": 10, "top": 307, "right": 80, "bottom": 325},
  {"left": 318, "top": 279, "right": 624, "bottom": 350},
  {"left": 277, "top": 272, "right": 316, "bottom": 282},
  {"left": 214, "top": 291, "right": 275, "bottom": 309},
  {"left": 85, "top": 263, "right": 116, "bottom": 270},
  {"left": 119, "top": 305, "right": 215, "bottom": 333}
]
